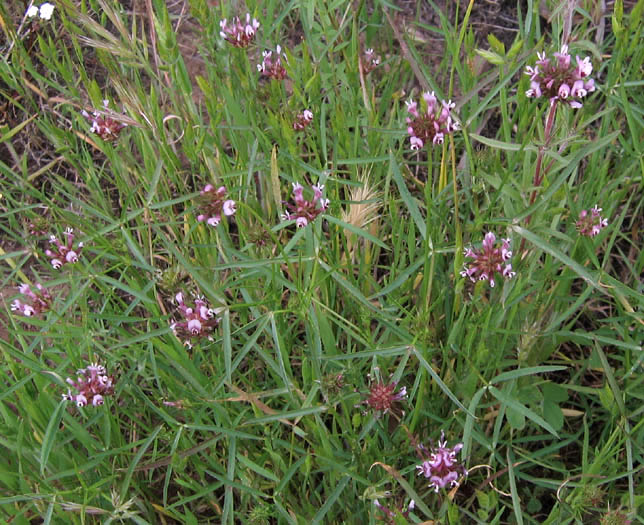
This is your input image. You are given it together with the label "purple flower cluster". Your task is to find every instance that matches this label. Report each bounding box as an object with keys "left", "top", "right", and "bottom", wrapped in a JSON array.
[
  {"left": 281, "top": 182, "right": 329, "bottom": 228},
  {"left": 524, "top": 45, "right": 595, "bottom": 108},
  {"left": 576, "top": 205, "right": 608, "bottom": 237},
  {"left": 196, "top": 184, "right": 236, "bottom": 227},
  {"left": 293, "top": 109, "right": 313, "bottom": 131},
  {"left": 405, "top": 91, "right": 459, "bottom": 150},
  {"left": 170, "top": 292, "right": 219, "bottom": 348},
  {"left": 416, "top": 431, "right": 467, "bottom": 492},
  {"left": 45, "top": 228, "right": 83, "bottom": 270},
  {"left": 81, "top": 100, "right": 127, "bottom": 141},
  {"left": 62, "top": 362, "right": 115, "bottom": 407},
  {"left": 258, "top": 46, "right": 288, "bottom": 80},
  {"left": 11, "top": 283, "right": 52, "bottom": 317},
  {"left": 460, "top": 232, "right": 515, "bottom": 288},
  {"left": 219, "top": 13, "right": 260, "bottom": 48}
]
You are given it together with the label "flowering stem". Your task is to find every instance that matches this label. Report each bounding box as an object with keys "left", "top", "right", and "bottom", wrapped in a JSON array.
[
  {"left": 426, "top": 147, "right": 433, "bottom": 194},
  {"left": 451, "top": 135, "right": 463, "bottom": 315},
  {"left": 408, "top": 370, "right": 426, "bottom": 433},
  {"left": 438, "top": 142, "right": 448, "bottom": 193},
  {"left": 521, "top": 100, "right": 558, "bottom": 253},
  {"left": 421, "top": 149, "right": 434, "bottom": 313},
  {"left": 532, "top": 100, "right": 558, "bottom": 192}
]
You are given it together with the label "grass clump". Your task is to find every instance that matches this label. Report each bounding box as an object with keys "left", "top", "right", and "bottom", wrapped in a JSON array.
[{"left": 1, "top": 0, "right": 643, "bottom": 523}]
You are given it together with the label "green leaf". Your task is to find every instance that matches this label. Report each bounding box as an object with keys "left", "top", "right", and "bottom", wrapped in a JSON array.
[
  {"left": 507, "top": 449, "right": 524, "bottom": 525},
  {"left": 511, "top": 226, "right": 607, "bottom": 297},
  {"left": 325, "top": 215, "right": 389, "bottom": 250},
  {"left": 488, "top": 385, "right": 559, "bottom": 437},
  {"left": 412, "top": 347, "right": 473, "bottom": 418},
  {"left": 506, "top": 405, "right": 526, "bottom": 429},
  {"left": 475, "top": 48, "right": 505, "bottom": 66},
  {"left": 542, "top": 401, "right": 564, "bottom": 432},
  {"left": 490, "top": 366, "right": 567, "bottom": 385},
  {"left": 470, "top": 133, "right": 526, "bottom": 151},
  {"left": 541, "top": 382, "right": 568, "bottom": 403},
  {"left": 390, "top": 154, "right": 426, "bottom": 240},
  {"left": 0, "top": 114, "right": 37, "bottom": 144},
  {"left": 120, "top": 426, "right": 163, "bottom": 501},
  {"left": 241, "top": 406, "right": 327, "bottom": 425},
  {"left": 311, "top": 475, "right": 350, "bottom": 524},
  {"left": 507, "top": 38, "right": 524, "bottom": 60},
  {"left": 486, "top": 33, "right": 505, "bottom": 55}
]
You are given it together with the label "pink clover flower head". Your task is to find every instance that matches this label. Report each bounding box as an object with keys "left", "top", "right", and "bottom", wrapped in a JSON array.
[
  {"left": 170, "top": 292, "right": 219, "bottom": 348},
  {"left": 293, "top": 109, "right": 314, "bottom": 131},
  {"left": 361, "top": 48, "right": 381, "bottom": 74},
  {"left": 416, "top": 431, "right": 467, "bottom": 492},
  {"left": 281, "top": 182, "right": 329, "bottom": 227},
  {"left": 364, "top": 380, "right": 407, "bottom": 417},
  {"left": 11, "top": 282, "right": 52, "bottom": 317},
  {"left": 460, "top": 232, "right": 515, "bottom": 288},
  {"left": 45, "top": 228, "right": 83, "bottom": 270},
  {"left": 576, "top": 205, "right": 608, "bottom": 237},
  {"left": 219, "top": 13, "right": 260, "bottom": 48},
  {"left": 257, "top": 45, "right": 288, "bottom": 80},
  {"left": 523, "top": 45, "right": 595, "bottom": 108},
  {"left": 196, "top": 184, "right": 236, "bottom": 227},
  {"left": 405, "top": 91, "right": 459, "bottom": 150},
  {"left": 81, "top": 99, "right": 127, "bottom": 141},
  {"left": 62, "top": 361, "right": 115, "bottom": 408}
]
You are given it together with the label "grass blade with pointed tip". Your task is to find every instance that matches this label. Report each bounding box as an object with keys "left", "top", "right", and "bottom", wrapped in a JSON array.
[{"left": 39, "top": 400, "right": 66, "bottom": 476}]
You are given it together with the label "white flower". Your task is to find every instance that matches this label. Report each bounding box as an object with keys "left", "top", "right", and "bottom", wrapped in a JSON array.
[
  {"left": 26, "top": 4, "right": 39, "bottom": 17},
  {"left": 39, "top": 2, "right": 55, "bottom": 20}
]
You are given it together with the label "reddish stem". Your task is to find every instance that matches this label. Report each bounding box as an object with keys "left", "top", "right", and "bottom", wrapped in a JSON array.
[{"left": 520, "top": 100, "right": 558, "bottom": 254}]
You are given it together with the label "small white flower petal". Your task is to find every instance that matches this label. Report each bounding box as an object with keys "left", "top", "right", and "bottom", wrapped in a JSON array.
[{"left": 39, "top": 2, "right": 55, "bottom": 20}]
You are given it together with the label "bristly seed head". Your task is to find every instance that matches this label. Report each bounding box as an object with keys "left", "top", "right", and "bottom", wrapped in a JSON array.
[
  {"left": 599, "top": 509, "right": 632, "bottom": 525},
  {"left": 365, "top": 380, "right": 407, "bottom": 415}
]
